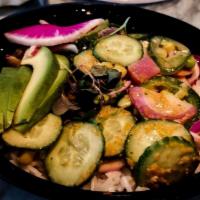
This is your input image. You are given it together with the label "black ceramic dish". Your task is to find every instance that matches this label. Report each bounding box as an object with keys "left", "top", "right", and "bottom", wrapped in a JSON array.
[{"left": 0, "top": 2, "right": 200, "bottom": 200}]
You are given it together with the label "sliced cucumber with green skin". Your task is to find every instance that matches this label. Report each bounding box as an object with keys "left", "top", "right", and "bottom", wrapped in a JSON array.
[
  {"left": 149, "top": 36, "right": 191, "bottom": 75},
  {"left": 184, "top": 55, "right": 196, "bottom": 69},
  {"left": 186, "top": 89, "right": 200, "bottom": 111},
  {"left": 94, "top": 35, "right": 143, "bottom": 66},
  {"left": 96, "top": 106, "right": 135, "bottom": 157},
  {"left": 126, "top": 120, "right": 192, "bottom": 168},
  {"left": 142, "top": 76, "right": 180, "bottom": 94},
  {"left": 45, "top": 122, "right": 104, "bottom": 187},
  {"left": 2, "top": 114, "right": 62, "bottom": 149},
  {"left": 185, "top": 89, "right": 200, "bottom": 127},
  {"left": 135, "top": 136, "right": 198, "bottom": 187}
]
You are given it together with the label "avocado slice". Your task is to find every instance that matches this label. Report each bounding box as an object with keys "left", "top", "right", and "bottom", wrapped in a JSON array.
[
  {"left": 0, "top": 67, "right": 32, "bottom": 130},
  {"left": 0, "top": 67, "right": 32, "bottom": 131},
  {"left": 13, "top": 46, "right": 59, "bottom": 125},
  {"left": 1, "top": 67, "right": 18, "bottom": 74},
  {"left": 15, "top": 54, "right": 69, "bottom": 132},
  {"left": 0, "top": 112, "right": 3, "bottom": 133},
  {"left": 1, "top": 74, "right": 13, "bottom": 129},
  {"left": 0, "top": 73, "right": 15, "bottom": 131},
  {"left": 0, "top": 76, "right": 8, "bottom": 133},
  {"left": 6, "top": 67, "right": 32, "bottom": 129}
]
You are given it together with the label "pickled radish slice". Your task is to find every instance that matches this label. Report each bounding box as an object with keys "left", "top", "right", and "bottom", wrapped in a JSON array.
[{"left": 4, "top": 18, "right": 105, "bottom": 46}]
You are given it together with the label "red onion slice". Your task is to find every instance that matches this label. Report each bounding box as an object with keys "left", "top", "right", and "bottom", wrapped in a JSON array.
[{"left": 188, "top": 63, "right": 200, "bottom": 85}]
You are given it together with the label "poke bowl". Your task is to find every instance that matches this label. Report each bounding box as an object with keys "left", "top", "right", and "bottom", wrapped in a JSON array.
[{"left": 0, "top": 2, "right": 200, "bottom": 200}]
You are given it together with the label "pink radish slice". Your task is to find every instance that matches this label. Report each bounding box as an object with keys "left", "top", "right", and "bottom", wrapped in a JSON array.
[
  {"left": 129, "top": 87, "right": 197, "bottom": 124},
  {"left": 4, "top": 18, "right": 105, "bottom": 46},
  {"left": 190, "top": 120, "right": 200, "bottom": 133},
  {"left": 128, "top": 55, "right": 160, "bottom": 84}
]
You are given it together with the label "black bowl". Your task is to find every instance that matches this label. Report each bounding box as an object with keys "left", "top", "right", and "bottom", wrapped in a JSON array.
[{"left": 0, "top": 2, "right": 200, "bottom": 200}]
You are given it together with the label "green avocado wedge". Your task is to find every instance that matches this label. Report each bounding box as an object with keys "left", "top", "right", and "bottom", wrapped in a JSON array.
[
  {"left": 0, "top": 66, "right": 32, "bottom": 132},
  {"left": 5, "top": 67, "right": 32, "bottom": 129},
  {"left": 14, "top": 54, "right": 69, "bottom": 132},
  {"left": 13, "top": 46, "right": 59, "bottom": 125},
  {"left": 1, "top": 67, "right": 18, "bottom": 75},
  {"left": 0, "top": 112, "right": 3, "bottom": 133},
  {"left": 0, "top": 75, "right": 9, "bottom": 133}
]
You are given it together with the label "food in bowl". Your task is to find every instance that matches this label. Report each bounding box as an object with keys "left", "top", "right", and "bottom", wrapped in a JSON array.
[{"left": 0, "top": 17, "right": 200, "bottom": 192}]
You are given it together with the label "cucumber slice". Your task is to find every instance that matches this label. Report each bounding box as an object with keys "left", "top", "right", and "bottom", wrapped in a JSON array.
[
  {"left": 2, "top": 114, "right": 62, "bottom": 149},
  {"left": 185, "top": 89, "right": 200, "bottom": 127},
  {"left": 184, "top": 55, "right": 196, "bottom": 69},
  {"left": 96, "top": 106, "right": 135, "bottom": 157},
  {"left": 94, "top": 35, "right": 143, "bottom": 66},
  {"left": 135, "top": 136, "right": 198, "bottom": 187},
  {"left": 186, "top": 89, "right": 200, "bottom": 113},
  {"left": 150, "top": 36, "right": 190, "bottom": 75},
  {"left": 45, "top": 122, "right": 104, "bottom": 186},
  {"left": 142, "top": 76, "right": 200, "bottom": 109},
  {"left": 126, "top": 120, "right": 192, "bottom": 168},
  {"left": 142, "top": 76, "right": 181, "bottom": 94}
]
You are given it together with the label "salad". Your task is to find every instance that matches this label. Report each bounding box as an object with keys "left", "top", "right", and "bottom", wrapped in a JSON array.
[{"left": 0, "top": 17, "right": 200, "bottom": 192}]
